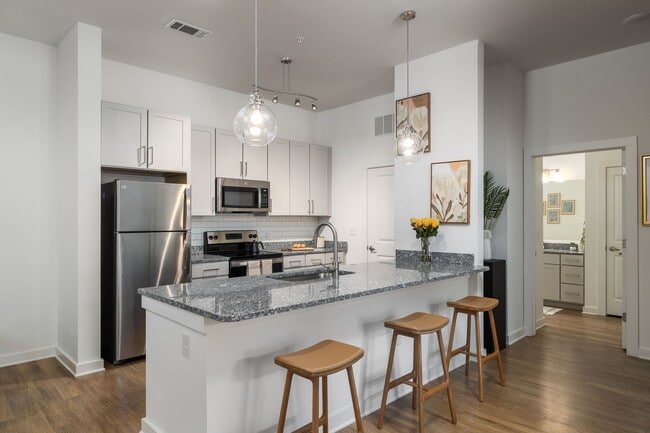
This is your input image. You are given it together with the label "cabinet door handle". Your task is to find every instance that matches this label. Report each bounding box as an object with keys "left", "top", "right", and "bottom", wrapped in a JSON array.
[
  {"left": 211, "top": 196, "right": 215, "bottom": 213},
  {"left": 240, "top": 161, "right": 243, "bottom": 177},
  {"left": 307, "top": 199, "right": 311, "bottom": 214},
  {"left": 311, "top": 200, "right": 315, "bottom": 214},
  {"left": 148, "top": 147, "right": 154, "bottom": 166},
  {"left": 245, "top": 161, "right": 248, "bottom": 177}
]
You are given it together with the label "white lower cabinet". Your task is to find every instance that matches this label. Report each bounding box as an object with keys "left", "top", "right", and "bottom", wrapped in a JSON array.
[
  {"left": 543, "top": 252, "right": 584, "bottom": 306},
  {"left": 283, "top": 252, "right": 346, "bottom": 271},
  {"left": 542, "top": 264, "right": 560, "bottom": 301},
  {"left": 283, "top": 255, "right": 306, "bottom": 270},
  {"left": 191, "top": 262, "right": 228, "bottom": 279},
  {"left": 304, "top": 254, "right": 326, "bottom": 268}
]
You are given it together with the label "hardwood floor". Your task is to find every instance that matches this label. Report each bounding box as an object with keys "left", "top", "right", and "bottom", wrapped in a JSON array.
[{"left": 0, "top": 310, "right": 648, "bottom": 433}]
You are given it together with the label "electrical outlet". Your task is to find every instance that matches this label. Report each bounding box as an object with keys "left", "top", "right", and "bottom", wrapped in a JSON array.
[
  {"left": 182, "top": 333, "right": 190, "bottom": 359},
  {"left": 349, "top": 226, "right": 357, "bottom": 236}
]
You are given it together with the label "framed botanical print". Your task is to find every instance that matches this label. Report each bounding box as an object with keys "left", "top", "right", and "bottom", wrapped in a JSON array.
[
  {"left": 430, "top": 159, "right": 470, "bottom": 224},
  {"left": 561, "top": 200, "right": 575, "bottom": 215},
  {"left": 396, "top": 92, "right": 431, "bottom": 152},
  {"left": 641, "top": 155, "right": 650, "bottom": 226},
  {"left": 547, "top": 193, "right": 561, "bottom": 208},
  {"left": 547, "top": 208, "right": 560, "bottom": 224}
]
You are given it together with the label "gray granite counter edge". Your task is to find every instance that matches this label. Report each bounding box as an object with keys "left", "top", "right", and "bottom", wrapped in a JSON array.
[
  {"left": 542, "top": 249, "right": 584, "bottom": 255},
  {"left": 140, "top": 265, "right": 488, "bottom": 322}
]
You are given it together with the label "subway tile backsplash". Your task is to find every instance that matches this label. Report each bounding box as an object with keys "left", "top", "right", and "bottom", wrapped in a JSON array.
[{"left": 191, "top": 215, "right": 327, "bottom": 246}]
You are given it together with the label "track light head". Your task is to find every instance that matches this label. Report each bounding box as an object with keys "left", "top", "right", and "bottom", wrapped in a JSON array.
[
  {"left": 311, "top": 103, "right": 317, "bottom": 111},
  {"left": 272, "top": 94, "right": 278, "bottom": 103},
  {"left": 294, "top": 98, "right": 301, "bottom": 107}
]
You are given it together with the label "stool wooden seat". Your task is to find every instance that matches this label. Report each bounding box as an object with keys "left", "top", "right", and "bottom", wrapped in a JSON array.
[
  {"left": 377, "top": 312, "right": 456, "bottom": 433},
  {"left": 275, "top": 340, "right": 364, "bottom": 433},
  {"left": 446, "top": 296, "right": 505, "bottom": 402}
]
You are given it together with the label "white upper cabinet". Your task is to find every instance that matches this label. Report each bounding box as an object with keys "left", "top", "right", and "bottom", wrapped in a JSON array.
[
  {"left": 147, "top": 110, "right": 190, "bottom": 172},
  {"left": 309, "top": 144, "right": 331, "bottom": 216},
  {"left": 290, "top": 142, "right": 311, "bottom": 216},
  {"left": 190, "top": 126, "right": 215, "bottom": 216},
  {"left": 101, "top": 101, "right": 190, "bottom": 173},
  {"left": 101, "top": 102, "right": 147, "bottom": 169},
  {"left": 268, "top": 139, "right": 291, "bottom": 215},
  {"left": 214, "top": 131, "right": 268, "bottom": 180},
  {"left": 215, "top": 131, "right": 243, "bottom": 179}
]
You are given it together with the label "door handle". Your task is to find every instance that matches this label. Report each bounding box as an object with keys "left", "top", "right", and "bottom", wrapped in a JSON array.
[
  {"left": 368, "top": 246, "right": 376, "bottom": 253},
  {"left": 608, "top": 246, "right": 621, "bottom": 252}
]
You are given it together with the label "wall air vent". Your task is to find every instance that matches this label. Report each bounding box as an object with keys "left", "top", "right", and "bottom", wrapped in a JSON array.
[
  {"left": 374, "top": 114, "right": 394, "bottom": 136},
  {"left": 164, "top": 19, "right": 212, "bottom": 39}
]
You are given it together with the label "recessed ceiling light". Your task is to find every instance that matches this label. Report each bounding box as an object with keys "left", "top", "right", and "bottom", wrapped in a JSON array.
[{"left": 622, "top": 12, "right": 650, "bottom": 26}]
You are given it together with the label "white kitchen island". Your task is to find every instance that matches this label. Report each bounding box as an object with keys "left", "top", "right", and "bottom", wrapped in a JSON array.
[{"left": 138, "top": 257, "right": 486, "bottom": 433}]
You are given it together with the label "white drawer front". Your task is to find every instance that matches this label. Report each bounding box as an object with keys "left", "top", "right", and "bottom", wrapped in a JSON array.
[
  {"left": 305, "top": 253, "right": 326, "bottom": 267},
  {"left": 561, "top": 254, "right": 584, "bottom": 266},
  {"left": 192, "top": 262, "right": 228, "bottom": 279},
  {"left": 560, "top": 265, "right": 584, "bottom": 285},
  {"left": 543, "top": 253, "right": 560, "bottom": 265},
  {"left": 283, "top": 255, "right": 306, "bottom": 269},
  {"left": 561, "top": 284, "right": 584, "bottom": 304},
  {"left": 325, "top": 252, "right": 346, "bottom": 265}
]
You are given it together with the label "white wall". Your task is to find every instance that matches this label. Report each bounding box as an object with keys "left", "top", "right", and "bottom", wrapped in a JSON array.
[
  {"left": 102, "top": 59, "right": 317, "bottom": 145},
  {"left": 317, "top": 93, "right": 395, "bottom": 264},
  {"left": 543, "top": 180, "right": 585, "bottom": 242},
  {"left": 394, "top": 41, "right": 484, "bottom": 264},
  {"left": 525, "top": 41, "right": 650, "bottom": 357},
  {"left": 484, "top": 61, "right": 525, "bottom": 344},
  {"left": 57, "top": 23, "right": 104, "bottom": 376},
  {"left": 0, "top": 32, "right": 58, "bottom": 366}
]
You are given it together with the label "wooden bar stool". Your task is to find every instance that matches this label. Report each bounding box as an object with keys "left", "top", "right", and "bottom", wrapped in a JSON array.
[
  {"left": 377, "top": 312, "right": 457, "bottom": 433},
  {"left": 275, "top": 340, "right": 365, "bottom": 433},
  {"left": 446, "top": 296, "right": 505, "bottom": 402}
]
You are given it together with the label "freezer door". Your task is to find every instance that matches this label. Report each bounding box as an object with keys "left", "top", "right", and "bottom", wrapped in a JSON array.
[
  {"left": 116, "top": 180, "right": 190, "bottom": 232},
  {"left": 115, "top": 231, "right": 190, "bottom": 361}
]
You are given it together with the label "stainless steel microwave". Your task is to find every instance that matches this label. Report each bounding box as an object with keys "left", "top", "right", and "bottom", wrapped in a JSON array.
[{"left": 215, "top": 177, "right": 271, "bottom": 213}]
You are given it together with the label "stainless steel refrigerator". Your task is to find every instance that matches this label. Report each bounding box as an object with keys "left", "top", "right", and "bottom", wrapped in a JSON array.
[{"left": 101, "top": 180, "right": 190, "bottom": 363}]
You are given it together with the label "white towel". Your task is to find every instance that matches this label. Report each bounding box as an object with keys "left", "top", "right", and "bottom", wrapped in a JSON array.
[
  {"left": 261, "top": 259, "right": 273, "bottom": 275},
  {"left": 247, "top": 260, "right": 261, "bottom": 276}
]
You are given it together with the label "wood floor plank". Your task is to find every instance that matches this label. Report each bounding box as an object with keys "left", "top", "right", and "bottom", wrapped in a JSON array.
[{"left": 0, "top": 310, "right": 648, "bottom": 433}]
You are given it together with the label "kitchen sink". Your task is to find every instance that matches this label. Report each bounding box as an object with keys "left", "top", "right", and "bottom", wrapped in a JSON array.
[{"left": 268, "top": 270, "right": 355, "bottom": 282}]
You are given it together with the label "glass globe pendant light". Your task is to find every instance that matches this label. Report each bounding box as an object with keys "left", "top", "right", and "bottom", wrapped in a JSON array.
[
  {"left": 233, "top": 0, "right": 277, "bottom": 146},
  {"left": 396, "top": 10, "right": 423, "bottom": 162}
]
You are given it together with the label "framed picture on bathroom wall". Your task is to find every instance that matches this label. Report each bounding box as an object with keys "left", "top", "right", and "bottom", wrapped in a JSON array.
[
  {"left": 547, "top": 193, "right": 561, "bottom": 208},
  {"left": 561, "top": 200, "right": 575, "bottom": 215},
  {"left": 547, "top": 208, "right": 560, "bottom": 224},
  {"left": 641, "top": 155, "right": 650, "bottom": 226}
]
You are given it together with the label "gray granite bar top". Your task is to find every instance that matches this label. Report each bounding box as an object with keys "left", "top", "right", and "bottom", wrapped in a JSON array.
[
  {"left": 139, "top": 260, "right": 488, "bottom": 322},
  {"left": 191, "top": 253, "right": 229, "bottom": 264},
  {"left": 543, "top": 249, "right": 584, "bottom": 255}
]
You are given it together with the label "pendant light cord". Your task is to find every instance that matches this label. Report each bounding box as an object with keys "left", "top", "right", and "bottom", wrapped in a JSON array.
[
  {"left": 254, "top": 0, "right": 258, "bottom": 91},
  {"left": 406, "top": 17, "right": 410, "bottom": 121}
]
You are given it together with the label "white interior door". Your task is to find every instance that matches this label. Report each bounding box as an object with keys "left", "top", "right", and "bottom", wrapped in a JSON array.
[
  {"left": 367, "top": 166, "right": 395, "bottom": 262},
  {"left": 606, "top": 166, "right": 624, "bottom": 316}
]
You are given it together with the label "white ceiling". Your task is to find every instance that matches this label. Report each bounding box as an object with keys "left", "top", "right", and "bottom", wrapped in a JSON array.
[{"left": 1, "top": 0, "right": 650, "bottom": 110}]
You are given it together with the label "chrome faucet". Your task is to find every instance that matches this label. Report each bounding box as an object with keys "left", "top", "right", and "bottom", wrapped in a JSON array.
[{"left": 312, "top": 222, "right": 339, "bottom": 279}]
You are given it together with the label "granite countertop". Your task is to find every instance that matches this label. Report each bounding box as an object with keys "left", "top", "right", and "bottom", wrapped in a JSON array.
[
  {"left": 191, "top": 253, "right": 229, "bottom": 264},
  {"left": 543, "top": 249, "right": 584, "bottom": 255},
  {"left": 139, "top": 260, "right": 488, "bottom": 322}
]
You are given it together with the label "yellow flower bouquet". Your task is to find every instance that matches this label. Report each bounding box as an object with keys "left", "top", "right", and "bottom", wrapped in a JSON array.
[{"left": 410, "top": 217, "right": 440, "bottom": 262}]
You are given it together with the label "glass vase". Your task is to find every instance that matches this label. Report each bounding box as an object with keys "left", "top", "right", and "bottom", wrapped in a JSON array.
[{"left": 420, "top": 237, "right": 431, "bottom": 263}]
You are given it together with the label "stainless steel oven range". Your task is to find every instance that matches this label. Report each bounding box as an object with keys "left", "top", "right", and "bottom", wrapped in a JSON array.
[{"left": 203, "top": 230, "right": 283, "bottom": 277}]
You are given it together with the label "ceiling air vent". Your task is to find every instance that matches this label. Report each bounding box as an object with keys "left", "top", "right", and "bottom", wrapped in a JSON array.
[{"left": 164, "top": 19, "right": 212, "bottom": 39}]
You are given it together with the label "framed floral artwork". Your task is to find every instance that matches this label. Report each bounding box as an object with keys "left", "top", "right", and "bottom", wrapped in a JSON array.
[
  {"left": 396, "top": 92, "right": 431, "bottom": 153},
  {"left": 430, "top": 159, "right": 470, "bottom": 224},
  {"left": 547, "top": 208, "right": 560, "bottom": 224},
  {"left": 547, "top": 192, "right": 561, "bottom": 208},
  {"left": 561, "top": 200, "right": 575, "bottom": 215}
]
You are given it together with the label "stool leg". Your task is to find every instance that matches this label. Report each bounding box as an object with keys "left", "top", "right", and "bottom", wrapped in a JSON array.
[
  {"left": 411, "top": 336, "right": 417, "bottom": 410},
  {"left": 346, "top": 366, "right": 364, "bottom": 432},
  {"left": 446, "top": 309, "right": 459, "bottom": 371},
  {"left": 322, "top": 375, "right": 329, "bottom": 433},
  {"left": 377, "top": 331, "right": 398, "bottom": 429},
  {"left": 414, "top": 335, "right": 425, "bottom": 433},
  {"left": 311, "top": 377, "right": 320, "bottom": 433},
  {"left": 464, "top": 312, "right": 472, "bottom": 376},
  {"left": 489, "top": 309, "right": 506, "bottom": 386},
  {"left": 474, "top": 312, "right": 484, "bottom": 402},
  {"left": 436, "top": 330, "right": 457, "bottom": 425},
  {"left": 277, "top": 371, "right": 293, "bottom": 433}
]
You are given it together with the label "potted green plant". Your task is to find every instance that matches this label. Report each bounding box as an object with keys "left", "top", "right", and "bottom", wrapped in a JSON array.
[{"left": 484, "top": 171, "right": 510, "bottom": 260}]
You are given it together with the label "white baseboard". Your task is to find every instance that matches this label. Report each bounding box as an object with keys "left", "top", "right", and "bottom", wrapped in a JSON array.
[
  {"left": 582, "top": 306, "right": 599, "bottom": 315},
  {"left": 0, "top": 346, "right": 56, "bottom": 368},
  {"left": 507, "top": 327, "right": 526, "bottom": 345},
  {"left": 141, "top": 417, "right": 162, "bottom": 433},
  {"left": 55, "top": 347, "right": 105, "bottom": 377},
  {"left": 536, "top": 317, "right": 546, "bottom": 331},
  {"left": 637, "top": 346, "right": 650, "bottom": 361}
]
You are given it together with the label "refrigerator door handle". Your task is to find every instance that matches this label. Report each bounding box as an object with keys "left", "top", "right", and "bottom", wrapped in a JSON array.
[{"left": 183, "top": 187, "right": 191, "bottom": 230}]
